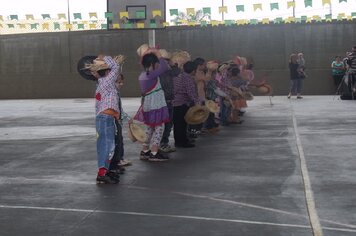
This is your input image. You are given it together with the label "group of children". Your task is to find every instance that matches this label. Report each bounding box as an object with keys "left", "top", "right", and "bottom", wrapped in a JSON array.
[{"left": 88, "top": 47, "right": 256, "bottom": 184}]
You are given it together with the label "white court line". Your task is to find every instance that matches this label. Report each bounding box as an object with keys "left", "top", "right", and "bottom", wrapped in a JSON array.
[
  {"left": 0, "top": 204, "right": 355, "bottom": 233},
  {"left": 291, "top": 105, "right": 324, "bottom": 236},
  {"left": 1, "top": 176, "right": 356, "bottom": 230}
]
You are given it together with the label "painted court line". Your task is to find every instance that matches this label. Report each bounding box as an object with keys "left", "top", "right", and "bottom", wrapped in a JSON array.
[
  {"left": 291, "top": 105, "right": 323, "bottom": 236},
  {"left": 0, "top": 204, "right": 355, "bottom": 233}
]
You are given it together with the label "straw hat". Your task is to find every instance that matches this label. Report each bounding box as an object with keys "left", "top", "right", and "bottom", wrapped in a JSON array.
[
  {"left": 184, "top": 105, "right": 210, "bottom": 125},
  {"left": 127, "top": 126, "right": 137, "bottom": 142},
  {"left": 242, "top": 91, "right": 254, "bottom": 101},
  {"left": 137, "top": 44, "right": 150, "bottom": 57},
  {"left": 207, "top": 61, "right": 219, "bottom": 71},
  {"left": 171, "top": 50, "right": 191, "bottom": 68},
  {"left": 257, "top": 84, "right": 273, "bottom": 95},
  {"left": 159, "top": 49, "right": 171, "bottom": 59},
  {"left": 77, "top": 55, "right": 97, "bottom": 81},
  {"left": 205, "top": 100, "right": 219, "bottom": 113},
  {"left": 229, "top": 86, "right": 243, "bottom": 98},
  {"left": 129, "top": 123, "right": 147, "bottom": 143}
]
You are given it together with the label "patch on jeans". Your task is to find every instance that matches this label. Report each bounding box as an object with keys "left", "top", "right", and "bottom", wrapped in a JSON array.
[{"left": 96, "top": 132, "right": 99, "bottom": 139}]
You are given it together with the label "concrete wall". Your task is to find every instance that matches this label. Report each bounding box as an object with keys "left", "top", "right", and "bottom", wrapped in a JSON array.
[{"left": 0, "top": 21, "right": 355, "bottom": 99}]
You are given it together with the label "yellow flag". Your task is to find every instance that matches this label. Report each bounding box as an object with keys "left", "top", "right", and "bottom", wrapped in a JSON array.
[
  {"left": 181, "top": 19, "right": 189, "bottom": 25},
  {"left": 338, "top": 13, "right": 345, "bottom": 18},
  {"left": 119, "top": 11, "right": 129, "bottom": 19},
  {"left": 312, "top": 15, "right": 320, "bottom": 20},
  {"left": 219, "top": 6, "right": 228, "bottom": 14},
  {"left": 89, "top": 12, "right": 97, "bottom": 18},
  {"left": 262, "top": 18, "right": 270, "bottom": 24},
  {"left": 0, "top": 15, "right": 3, "bottom": 21},
  {"left": 42, "top": 23, "right": 49, "bottom": 30},
  {"left": 58, "top": 13, "right": 66, "bottom": 20},
  {"left": 18, "top": 23, "right": 26, "bottom": 29},
  {"left": 322, "top": 0, "right": 331, "bottom": 6},
  {"left": 187, "top": 22, "right": 196, "bottom": 26},
  {"left": 89, "top": 23, "right": 97, "bottom": 29},
  {"left": 253, "top": 4, "right": 262, "bottom": 11},
  {"left": 306, "top": 17, "right": 313, "bottom": 23},
  {"left": 152, "top": 10, "right": 162, "bottom": 17},
  {"left": 236, "top": 20, "right": 245, "bottom": 25},
  {"left": 113, "top": 23, "right": 120, "bottom": 29},
  {"left": 137, "top": 22, "right": 145, "bottom": 28},
  {"left": 26, "top": 15, "right": 34, "bottom": 20},
  {"left": 0, "top": 24, "right": 3, "bottom": 28},
  {"left": 347, "top": 15, "right": 352, "bottom": 21},
  {"left": 287, "top": 1, "right": 295, "bottom": 9},
  {"left": 211, "top": 20, "right": 219, "bottom": 26},
  {"left": 163, "top": 22, "right": 170, "bottom": 27},
  {"left": 285, "top": 17, "right": 295, "bottom": 23},
  {"left": 65, "top": 23, "right": 73, "bottom": 30},
  {"left": 186, "top": 8, "right": 195, "bottom": 15}
]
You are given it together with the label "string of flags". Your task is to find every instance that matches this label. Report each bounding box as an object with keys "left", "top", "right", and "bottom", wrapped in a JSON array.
[{"left": 0, "top": 2, "right": 355, "bottom": 32}]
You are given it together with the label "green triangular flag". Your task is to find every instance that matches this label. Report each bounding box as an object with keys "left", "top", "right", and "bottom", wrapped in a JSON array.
[
  {"left": 351, "top": 12, "right": 356, "bottom": 17},
  {"left": 301, "top": 15, "right": 308, "bottom": 21},
  {"left": 236, "top": 5, "right": 245, "bottom": 12},
  {"left": 10, "top": 15, "right": 18, "bottom": 20},
  {"left": 136, "top": 10, "right": 145, "bottom": 19},
  {"left": 42, "top": 14, "right": 50, "bottom": 19},
  {"left": 170, "top": 9, "right": 178, "bottom": 16},
  {"left": 200, "top": 21, "right": 208, "bottom": 27},
  {"left": 304, "top": 0, "right": 312, "bottom": 7},
  {"left": 250, "top": 19, "right": 258, "bottom": 25},
  {"left": 105, "top": 12, "right": 113, "bottom": 19},
  {"left": 7, "top": 24, "right": 15, "bottom": 28},
  {"left": 224, "top": 20, "right": 234, "bottom": 26},
  {"left": 73, "top": 13, "right": 82, "bottom": 20},
  {"left": 339, "top": 0, "right": 347, "bottom": 3},
  {"left": 54, "top": 22, "right": 60, "bottom": 30},
  {"left": 274, "top": 17, "right": 283, "bottom": 23},
  {"left": 124, "top": 23, "right": 133, "bottom": 29},
  {"left": 270, "top": 3, "right": 279, "bottom": 10},
  {"left": 30, "top": 23, "right": 38, "bottom": 29},
  {"left": 150, "top": 22, "right": 157, "bottom": 28},
  {"left": 101, "top": 24, "right": 107, "bottom": 29},
  {"left": 203, "top": 7, "right": 211, "bottom": 15},
  {"left": 295, "top": 18, "right": 302, "bottom": 23},
  {"left": 77, "top": 23, "right": 85, "bottom": 29},
  {"left": 325, "top": 14, "right": 332, "bottom": 19}
]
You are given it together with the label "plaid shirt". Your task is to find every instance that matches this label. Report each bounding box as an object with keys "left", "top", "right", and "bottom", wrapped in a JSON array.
[
  {"left": 173, "top": 72, "right": 200, "bottom": 107},
  {"left": 95, "top": 56, "right": 120, "bottom": 115}
]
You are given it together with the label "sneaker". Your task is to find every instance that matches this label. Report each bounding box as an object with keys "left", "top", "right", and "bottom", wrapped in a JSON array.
[
  {"left": 159, "top": 144, "right": 177, "bottom": 153},
  {"left": 287, "top": 93, "right": 291, "bottom": 99},
  {"left": 140, "top": 150, "right": 151, "bottom": 160},
  {"left": 297, "top": 96, "right": 303, "bottom": 99},
  {"left": 106, "top": 171, "right": 121, "bottom": 181},
  {"left": 148, "top": 152, "right": 170, "bottom": 162},
  {"left": 118, "top": 159, "right": 132, "bottom": 167},
  {"left": 96, "top": 174, "right": 119, "bottom": 184}
]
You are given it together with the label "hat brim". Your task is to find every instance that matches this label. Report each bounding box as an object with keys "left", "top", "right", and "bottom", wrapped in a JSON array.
[
  {"left": 77, "top": 56, "right": 97, "bottom": 81},
  {"left": 184, "top": 105, "right": 210, "bottom": 125},
  {"left": 129, "top": 123, "right": 147, "bottom": 143},
  {"left": 206, "top": 100, "right": 220, "bottom": 113}
]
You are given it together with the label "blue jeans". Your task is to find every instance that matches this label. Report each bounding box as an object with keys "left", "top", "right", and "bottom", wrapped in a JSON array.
[
  {"left": 290, "top": 79, "right": 303, "bottom": 94},
  {"left": 109, "top": 120, "right": 124, "bottom": 170},
  {"left": 161, "top": 102, "right": 173, "bottom": 145},
  {"left": 205, "top": 112, "right": 219, "bottom": 129},
  {"left": 96, "top": 114, "right": 116, "bottom": 169},
  {"left": 220, "top": 98, "right": 231, "bottom": 126}
]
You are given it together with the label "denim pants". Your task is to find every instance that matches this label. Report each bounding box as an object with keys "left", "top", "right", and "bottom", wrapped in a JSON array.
[
  {"left": 161, "top": 101, "right": 173, "bottom": 145},
  {"left": 205, "top": 112, "right": 219, "bottom": 129},
  {"left": 109, "top": 120, "right": 124, "bottom": 170},
  {"left": 220, "top": 98, "right": 231, "bottom": 126},
  {"left": 96, "top": 114, "right": 116, "bottom": 169},
  {"left": 290, "top": 79, "right": 303, "bottom": 94}
]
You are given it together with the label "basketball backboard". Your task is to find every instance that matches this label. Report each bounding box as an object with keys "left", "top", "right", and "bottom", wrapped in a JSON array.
[{"left": 107, "top": 0, "right": 166, "bottom": 29}]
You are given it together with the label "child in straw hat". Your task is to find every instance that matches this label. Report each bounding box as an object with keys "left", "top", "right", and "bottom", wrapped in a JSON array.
[
  {"left": 91, "top": 55, "right": 122, "bottom": 184},
  {"left": 135, "top": 48, "right": 170, "bottom": 161}
]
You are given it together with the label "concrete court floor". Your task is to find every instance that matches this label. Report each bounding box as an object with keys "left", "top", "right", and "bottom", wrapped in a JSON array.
[{"left": 0, "top": 96, "right": 355, "bottom": 236}]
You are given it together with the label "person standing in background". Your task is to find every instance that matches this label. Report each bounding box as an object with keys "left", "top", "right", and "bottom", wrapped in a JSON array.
[
  {"left": 331, "top": 56, "right": 346, "bottom": 88},
  {"left": 288, "top": 53, "right": 304, "bottom": 99}
]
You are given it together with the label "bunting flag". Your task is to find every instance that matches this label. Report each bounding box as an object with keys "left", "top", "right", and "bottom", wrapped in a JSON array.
[
  {"left": 105, "top": 12, "right": 113, "bottom": 19},
  {"left": 262, "top": 18, "right": 270, "bottom": 24},
  {"left": 77, "top": 23, "right": 85, "bottom": 29},
  {"left": 219, "top": 6, "right": 228, "bottom": 14},
  {"left": 10, "top": 15, "right": 18, "bottom": 20},
  {"left": 352, "top": 12, "right": 356, "bottom": 17},
  {"left": 287, "top": 1, "right": 295, "bottom": 9},
  {"left": 42, "top": 14, "right": 50, "bottom": 20},
  {"left": 0, "top": 24, "right": 2, "bottom": 28},
  {"left": 18, "top": 23, "right": 26, "bottom": 29},
  {"left": 73, "top": 13, "right": 82, "bottom": 19},
  {"left": 295, "top": 18, "right": 302, "bottom": 23},
  {"left": 322, "top": 0, "right": 331, "bottom": 6},
  {"left": 200, "top": 21, "right": 208, "bottom": 27},
  {"left": 119, "top": 11, "right": 129, "bottom": 19},
  {"left": 253, "top": 4, "right": 262, "bottom": 11},
  {"left": 301, "top": 15, "right": 308, "bottom": 21},
  {"left": 325, "top": 14, "right": 332, "bottom": 21},
  {"left": 30, "top": 23, "right": 38, "bottom": 29},
  {"left": 211, "top": 20, "right": 219, "bottom": 26},
  {"left": 186, "top": 8, "right": 195, "bottom": 15},
  {"left": 347, "top": 15, "right": 352, "bottom": 20},
  {"left": 274, "top": 17, "right": 283, "bottom": 23},
  {"left": 306, "top": 17, "right": 313, "bottom": 23},
  {"left": 236, "top": 5, "right": 245, "bottom": 12},
  {"left": 149, "top": 19, "right": 157, "bottom": 28},
  {"left": 101, "top": 24, "right": 107, "bottom": 29},
  {"left": 124, "top": 23, "right": 133, "bottom": 29},
  {"left": 135, "top": 10, "right": 145, "bottom": 19},
  {"left": 89, "top": 12, "right": 97, "bottom": 18},
  {"left": 0, "top": 15, "right": 3, "bottom": 21},
  {"left": 270, "top": 3, "right": 279, "bottom": 10},
  {"left": 338, "top": 13, "right": 346, "bottom": 18},
  {"left": 203, "top": 7, "right": 211, "bottom": 15},
  {"left": 285, "top": 17, "right": 295, "bottom": 23},
  {"left": 58, "top": 13, "right": 66, "bottom": 20},
  {"left": 250, "top": 19, "right": 258, "bottom": 25},
  {"left": 137, "top": 22, "right": 145, "bottom": 28},
  {"left": 187, "top": 22, "right": 196, "bottom": 26},
  {"left": 224, "top": 20, "right": 234, "bottom": 26},
  {"left": 152, "top": 10, "right": 162, "bottom": 17},
  {"left": 65, "top": 23, "right": 73, "bottom": 30},
  {"left": 313, "top": 15, "right": 322, "bottom": 22},
  {"left": 42, "top": 23, "right": 49, "bottom": 30},
  {"left": 163, "top": 22, "right": 170, "bottom": 27},
  {"left": 169, "top": 9, "right": 178, "bottom": 16},
  {"left": 89, "top": 23, "right": 96, "bottom": 29},
  {"left": 26, "top": 14, "right": 34, "bottom": 20},
  {"left": 113, "top": 23, "right": 120, "bottom": 29},
  {"left": 339, "top": 0, "right": 347, "bottom": 2},
  {"left": 7, "top": 24, "right": 15, "bottom": 28},
  {"left": 54, "top": 22, "right": 61, "bottom": 30},
  {"left": 305, "top": 0, "right": 312, "bottom": 7}
]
